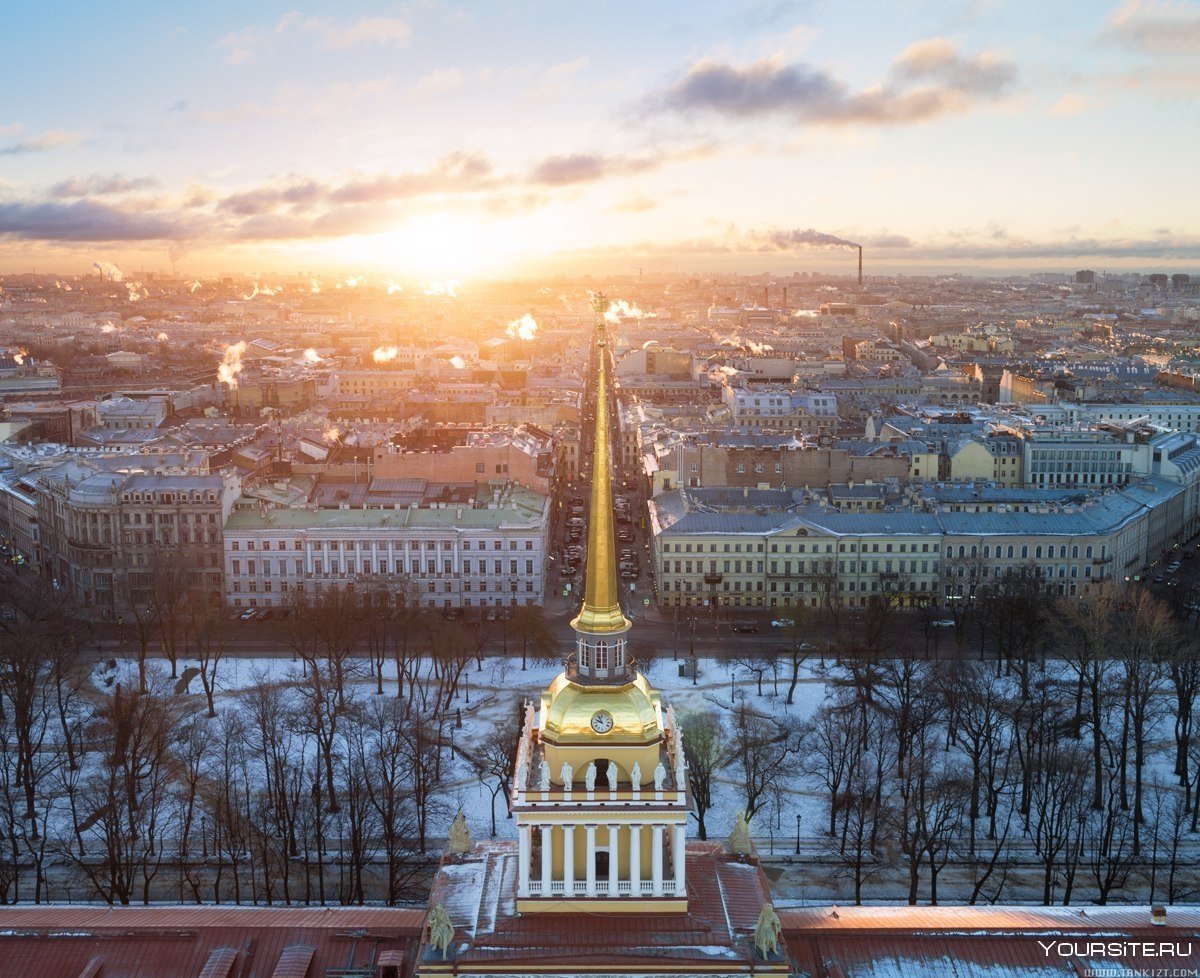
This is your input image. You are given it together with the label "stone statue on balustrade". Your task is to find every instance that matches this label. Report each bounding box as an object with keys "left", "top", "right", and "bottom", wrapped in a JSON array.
[
  {"left": 584, "top": 762, "right": 597, "bottom": 791},
  {"left": 729, "top": 810, "right": 752, "bottom": 855},
  {"left": 754, "top": 903, "right": 783, "bottom": 959},
  {"left": 653, "top": 761, "right": 667, "bottom": 790},
  {"left": 448, "top": 811, "right": 472, "bottom": 855},
  {"left": 561, "top": 762, "right": 573, "bottom": 787},
  {"left": 428, "top": 902, "right": 455, "bottom": 960},
  {"left": 607, "top": 760, "right": 618, "bottom": 792},
  {"left": 630, "top": 761, "right": 642, "bottom": 791},
  {"left": 537, "top": 759, "right": 550, "bottom": 791}
]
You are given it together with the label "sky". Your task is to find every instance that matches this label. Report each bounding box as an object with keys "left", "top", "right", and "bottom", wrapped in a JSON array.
[{"left": 1, "top": 0, "right": 1198, "bottom": 279}]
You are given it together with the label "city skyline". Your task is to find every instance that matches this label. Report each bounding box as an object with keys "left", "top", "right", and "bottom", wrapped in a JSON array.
[{"left": 2, "top": 0, "right": 1199, "bottom": 279}]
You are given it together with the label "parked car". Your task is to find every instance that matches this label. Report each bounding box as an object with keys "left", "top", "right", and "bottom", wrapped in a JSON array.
[
  {"left": 1154, "top": 575, "right": 1165, "bottom": 584},
  {"left": 239, "top": 608, "right": 257, "bottom": 621},
  {"left": 770, "top": 618, "right": 795, "bottom": 628},
  {"left": 932, "top": 619, "right": 955, "bottom": 627},
  {"left": 730, "top": 622, "right": 759, "bottom": 634}
]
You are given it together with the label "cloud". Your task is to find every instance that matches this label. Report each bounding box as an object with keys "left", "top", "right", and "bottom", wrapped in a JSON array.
[
  {"left": 48, "top": 174, "right": 160, "bottom": 198},
  {"left": 647, "top": 38, "right": 1016, "bottom": 126},
  {"left": 219, "top": 12, "right": 411, "bottom": 63},
  {"left": 866, "top": 232, "right": 915, "bottom": 249},
  {"left": 1048, "top": 92, "right": 1098, "bottom": 116},
  {"left": 0, "top": 129, "right": 80, "bottom": 156},
  {"left": 416, "top": 67, "right": 466, "bottom": 95},
  {"left": 0, "top": 199, "right": 187, "bottom": 241},
  {"left": 613, "top": 195, "right": 658, "bottom": 213},
  {"left": 1106, "top": 0, "right": 1200, "bottom": 54},
  {"left": 327, "top": 152, "right": 496, "bottom": 203},
  {"left": 532, "top": 56, "right": 589, "bottom": 100},
  {"left": 310, "top": 15, "right": 412, "bottom": 49},
  {"left": 528, "top": 152, "right": 662, "bottom": 186}
]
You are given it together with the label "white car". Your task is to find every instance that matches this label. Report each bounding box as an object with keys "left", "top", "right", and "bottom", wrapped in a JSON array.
[
  {"left": 932, "top": 619, "right": 955, "bottom": 627},
  {"left": 770, "top": 618, "right": 795, "bottom": 628}
]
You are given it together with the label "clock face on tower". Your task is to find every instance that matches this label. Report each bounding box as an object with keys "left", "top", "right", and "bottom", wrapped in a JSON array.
[{"left": 590, "top": 710, "right": 614, "bottom": 734}]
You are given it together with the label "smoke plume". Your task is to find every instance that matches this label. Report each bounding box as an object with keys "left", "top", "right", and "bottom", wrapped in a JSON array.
[
  {"left": 93, "top": 260, "right": 123, "bottom": 282},
  {"left": 218, "top": 340, "right": 248, "bottom": 387},
  {"left": 505, "top": 313, "right": 538, "bottom": 341}
]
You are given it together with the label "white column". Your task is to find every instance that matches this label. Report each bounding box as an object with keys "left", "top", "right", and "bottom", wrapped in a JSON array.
[
  {"left": 651, "top": 824, "right": 664, "bottom": 896},
  {"left": 563, "top": 825, "right": 576, "bottom": 895},
  {"left": 673, "top": 823, "right": 687, "bottom": 895},
  {"left": 608, "top": 824, "right": 619, "bottom": 897},
  {"left": 518, "top": 824, "right": 531, "bottom": 897},
  {"left": 541, "top": 824, "right": 553, "bottom": 895},
  {"left": 629, "top": 824, "right": 641, "bottom": 895},
  {"left": 585, "top": 824, "right": 597, "bottom": 897}
]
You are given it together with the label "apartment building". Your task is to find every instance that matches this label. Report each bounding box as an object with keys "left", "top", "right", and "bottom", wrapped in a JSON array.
[
  {"left": 649, "top": 477, "right": 1186, "bottom": 609},
  {"left": 36, "top": 459, "right": 240, "bottom": 616},
  {"left": 223, "top": 482, "right": 550, "bottom": 610},
  {"left": 720, "top": 385, "right": 838, "bottom": 437}
]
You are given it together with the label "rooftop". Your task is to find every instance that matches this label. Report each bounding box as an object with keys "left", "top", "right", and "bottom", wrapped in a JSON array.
[{"left": 422, "top": 841, "right": 787, "bottom": 973}]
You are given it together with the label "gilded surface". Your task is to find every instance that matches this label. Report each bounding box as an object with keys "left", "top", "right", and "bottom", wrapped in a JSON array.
[
  {"left": 540, "top": 672, "right": 662, "bottom": 744},
  {"left": 572, "top": 309, "right": 631, "bottom": 635}
]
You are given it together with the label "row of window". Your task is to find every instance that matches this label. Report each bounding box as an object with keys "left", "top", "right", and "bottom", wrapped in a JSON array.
[
  {"left": 946, "top": 542, "right": 1102, "bottom": 560},
  {"left": 664, "top": 540, "right": 936, "bottom": 555},
  {"left": 230, "top": 558, "right": 537, "bottom": 575},
  {"left": 232, "top": 579, "right": 538, "bottom": 594},
  {"left": 230, "top": 537, "right": 537, "bottom": 552}
]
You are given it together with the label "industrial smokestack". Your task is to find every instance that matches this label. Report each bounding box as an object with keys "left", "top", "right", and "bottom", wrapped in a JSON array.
[
  {"left": 858, "top": 246, "right": 863, "bottom": 287},
  {"left": 764, "top": 285, "right": 769, "bottom": 308}
]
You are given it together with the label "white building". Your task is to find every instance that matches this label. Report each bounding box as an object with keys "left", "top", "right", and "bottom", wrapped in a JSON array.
[{"left": 223, "top": 483, "right": 551, "bottom": 609}]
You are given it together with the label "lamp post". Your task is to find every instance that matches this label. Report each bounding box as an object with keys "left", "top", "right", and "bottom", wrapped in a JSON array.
[{"left": 795, "top": 813, "right": 801, "bottom": 854}]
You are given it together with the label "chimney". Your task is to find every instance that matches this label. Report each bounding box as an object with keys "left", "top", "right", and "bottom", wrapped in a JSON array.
[{"left": 858, "top": 246, "right": 863, "bottom": 287}]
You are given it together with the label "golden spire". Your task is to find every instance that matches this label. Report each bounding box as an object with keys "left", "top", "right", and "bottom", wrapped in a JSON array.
[{"left": 572, "top": 294, "right": 631, "bottom": 635}]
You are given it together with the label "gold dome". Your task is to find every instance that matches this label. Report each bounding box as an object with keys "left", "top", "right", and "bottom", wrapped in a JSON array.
[{"left": 540, "top": 672, "right": 663, "bottom": 746}]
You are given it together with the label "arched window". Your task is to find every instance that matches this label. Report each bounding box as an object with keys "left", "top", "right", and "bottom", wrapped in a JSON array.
[{"left": 594, "top": 642, "right": 609, "bottom": 670}]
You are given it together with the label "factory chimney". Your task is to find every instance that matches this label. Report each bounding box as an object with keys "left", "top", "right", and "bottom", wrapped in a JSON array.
[{"left": 858, "top": 246, "right": 863, "bottom": 287}]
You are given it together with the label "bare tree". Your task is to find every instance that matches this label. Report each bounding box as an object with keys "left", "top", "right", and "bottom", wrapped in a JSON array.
[
  {"left": 728, "top": 703, "right": 796, "bottom": 822},
  {"left": 680, "top": 710, "right": 726, "bottom": 841},
  {"left": 466, "top": 704, "right": 520, "bottom": 838}
]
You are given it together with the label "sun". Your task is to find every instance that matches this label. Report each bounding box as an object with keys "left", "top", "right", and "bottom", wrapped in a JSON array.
[{"left": 331, "top": 211, "right": 546, "bottom": 280}]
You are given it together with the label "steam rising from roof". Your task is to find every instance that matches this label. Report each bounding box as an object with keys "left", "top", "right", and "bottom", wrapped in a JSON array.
[{"left": 218, "top": 340, "right": 248, "bottom": 387}]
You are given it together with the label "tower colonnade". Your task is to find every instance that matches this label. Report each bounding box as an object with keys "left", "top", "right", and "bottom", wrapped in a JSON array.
[{"left": 517, "top": 818, "right": 688, "bottom": 899}]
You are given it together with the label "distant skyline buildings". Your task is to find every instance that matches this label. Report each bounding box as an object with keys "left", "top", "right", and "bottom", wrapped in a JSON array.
[{"left": 1, "top": 0, "right": 1198, "bottom": 278}]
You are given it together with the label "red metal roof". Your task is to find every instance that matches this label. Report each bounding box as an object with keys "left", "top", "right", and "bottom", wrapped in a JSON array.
[{"left": 0, "top": 906, "right": 421, "bottom": 978}]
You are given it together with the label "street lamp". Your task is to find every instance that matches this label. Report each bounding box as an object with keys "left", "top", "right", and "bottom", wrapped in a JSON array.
[{"left": 795, "top": 813, "right": 801, "bottom": 854}]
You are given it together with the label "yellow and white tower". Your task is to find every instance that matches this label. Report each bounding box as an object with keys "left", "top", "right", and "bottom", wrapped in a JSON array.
[{"left": 511, "top": 294, "right": 689, "bottom": 913}]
